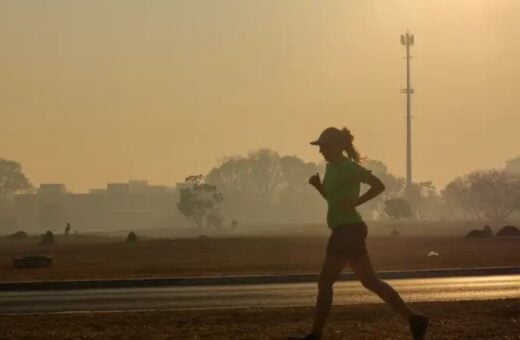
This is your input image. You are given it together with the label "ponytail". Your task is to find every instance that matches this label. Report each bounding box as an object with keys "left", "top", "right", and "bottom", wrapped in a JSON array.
[{"left": 341, "top": 127, "right": 362, "bottom": 163}]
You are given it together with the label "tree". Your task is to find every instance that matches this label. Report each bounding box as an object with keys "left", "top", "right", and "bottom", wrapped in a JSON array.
[
  {"left": 0, "top": 159, "right": 33, "bottom": 199},
  {"left": 205, "top": 157, "right": 258, "bottom": 221},
  {"left": 206, "top": 210, "right": 224, "bottom": 230},
  {"left": 362, "top": 164, "right": 443, "bottom": 221},
  {"left": 442, "top": 170, "right": 520, "bottom": 222},
  {"left": 279, "top": 155, "right": 321, "bottom": 193},
  {"left": 403, "top": 181, "right": 443, "bottom": 220},
  {"left": 384, "top": 198, "right": 412, "bottom": 220},
  {"left": 247, "top": 149, "right": 285, "bottom": 200},
  {"left": 206, "top": 149, "right": 324, "bottom": 222},
  {"left": 177, "top": 175, "right": 224, "bottom": 230},
  {"left": 206, "top": 152, "right": 415, "bottom": 223},
  {"left": 505, "top": 155, "right": 520, "bottom": 174}
]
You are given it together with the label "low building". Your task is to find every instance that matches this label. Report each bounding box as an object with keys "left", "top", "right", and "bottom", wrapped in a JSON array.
[{"left": 10, "top": 181, "right": 180, "bottom": 231}]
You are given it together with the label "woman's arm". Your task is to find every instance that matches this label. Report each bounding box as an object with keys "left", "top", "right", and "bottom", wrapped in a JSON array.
[
  {"left": 356, "top": 173, "right": 385, "bottom": 207},
  {"left": 342, "top": 173, "right": 385, "bottom": 211}
]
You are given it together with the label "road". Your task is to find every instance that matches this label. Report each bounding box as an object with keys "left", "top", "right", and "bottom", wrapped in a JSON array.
[{"left": 1, "top": 275, "right": 519, "bottom": 315}]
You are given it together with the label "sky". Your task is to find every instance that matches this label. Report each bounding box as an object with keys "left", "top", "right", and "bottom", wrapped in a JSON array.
[{"left": 1, "top": 0, "right": 519, "bottom": 192}]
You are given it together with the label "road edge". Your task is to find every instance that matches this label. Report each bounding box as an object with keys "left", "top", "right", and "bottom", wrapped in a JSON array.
[{"left": 2, "top": 266, "right": 520, "bottom": 291}]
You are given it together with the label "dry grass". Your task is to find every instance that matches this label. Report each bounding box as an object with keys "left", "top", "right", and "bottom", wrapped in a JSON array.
[
  {"left": 1, "top": 234, "right": 519, "bottom": 282},
  {"left": 1, "top": 299, "right": 519, "bottom": 339}
]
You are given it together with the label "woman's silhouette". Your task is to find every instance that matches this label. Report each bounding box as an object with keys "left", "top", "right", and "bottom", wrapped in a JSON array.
[{"left": 290, "top": 127, "right": 428, "bottom": 340}]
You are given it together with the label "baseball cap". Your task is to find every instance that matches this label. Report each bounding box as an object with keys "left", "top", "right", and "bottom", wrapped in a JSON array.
[{"left": 310, "top": 127, "right": 344, "bottom": 146}]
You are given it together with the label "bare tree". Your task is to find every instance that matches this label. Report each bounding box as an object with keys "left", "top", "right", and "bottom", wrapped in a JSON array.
[{"left": 177, "top": 175, "right": 224, "bottom": 231}]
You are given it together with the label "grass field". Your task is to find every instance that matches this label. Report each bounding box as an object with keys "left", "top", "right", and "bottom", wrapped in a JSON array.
[
  {"left": 1, "top": 299, "right": 519, "bottom": 339},
  {"left": 1, "top": 233, "right": 519, "bottom": 282}
]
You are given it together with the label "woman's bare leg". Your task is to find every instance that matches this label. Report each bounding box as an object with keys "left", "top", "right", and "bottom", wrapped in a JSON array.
[
  {"left": 311, "top": 252, "right": 348, "bottom": 337},
  {"left": 348, "top": 253, "right": 415, "bottom": 319}
]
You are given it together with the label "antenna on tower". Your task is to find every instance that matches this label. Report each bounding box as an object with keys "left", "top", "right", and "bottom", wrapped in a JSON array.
[{"left": 401, "top": 31, "right": 414, "bottom": 188}]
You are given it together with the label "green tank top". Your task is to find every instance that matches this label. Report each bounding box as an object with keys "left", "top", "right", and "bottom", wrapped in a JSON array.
[{"left": 322, "top": 156, "right": 372, "bottom": 229}]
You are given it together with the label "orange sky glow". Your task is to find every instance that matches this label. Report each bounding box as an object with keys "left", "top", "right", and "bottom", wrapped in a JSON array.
[{"left": 1, "top": 0, "right": 519, "bottom": 192}]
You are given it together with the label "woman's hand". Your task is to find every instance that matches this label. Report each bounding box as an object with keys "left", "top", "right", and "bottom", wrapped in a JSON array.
[{"left": 308, "top": 173, "right": 321, "bottom": 188}]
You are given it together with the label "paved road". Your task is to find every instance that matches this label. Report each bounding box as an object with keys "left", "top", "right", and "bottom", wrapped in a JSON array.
[{"left": 1, "top": 275, "right": 519, "bottom": 315}]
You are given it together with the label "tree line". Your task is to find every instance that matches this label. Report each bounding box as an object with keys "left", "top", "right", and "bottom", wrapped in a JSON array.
[
  {"left": 177, "top": 151, "right": 520, "bottom": 229},
  {"left": 1, "top": 154, "right": 519, "bottom": 231}
]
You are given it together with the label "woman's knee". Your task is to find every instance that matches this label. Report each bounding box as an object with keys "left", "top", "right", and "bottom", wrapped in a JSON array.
[
  {"left": 317, "top": 277, "right": 335, "bottom": 295},
  {"left": 360, "top": 277, "right": 384, "bottom": 291},
  {"left": 318, "top": 278, "right": 333, "bottom": 291}
]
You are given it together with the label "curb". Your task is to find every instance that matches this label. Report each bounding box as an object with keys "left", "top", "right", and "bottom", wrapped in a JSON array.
[{"left": 1, "top": 266, "right": 520, "bottom": 292}]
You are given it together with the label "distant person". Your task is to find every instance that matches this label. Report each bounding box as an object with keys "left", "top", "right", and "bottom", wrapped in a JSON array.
[
  {"left": 289, "top": 127, "right": 428, "bottom": 340},
  {"left": 64, "top": 223, "right": 71, "bottom": 236}
]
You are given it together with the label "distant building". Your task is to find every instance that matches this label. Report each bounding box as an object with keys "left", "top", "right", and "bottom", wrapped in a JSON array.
[
  {"left": 147, "top": 185, "right": 168, "bottom": 194},
  {"left": 38, "top": 184, "right": 66, "bottom": 196},
  {"left": 10, "top": 181, "right": 180, "bottom": 231},
  {"left": 107, "top": 183, "right": 129, "bottom": 195},
  {"left": 129, "top": 180, "right": 148, "bottom": 194}
]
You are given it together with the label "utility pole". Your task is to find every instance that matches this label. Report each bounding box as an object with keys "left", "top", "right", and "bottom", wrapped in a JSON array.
[{"left": 401, "top": 32, "right": 414, "bottom": 188}]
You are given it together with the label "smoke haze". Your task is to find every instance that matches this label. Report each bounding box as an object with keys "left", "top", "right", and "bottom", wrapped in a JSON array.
[{"left": 1, "top": 0, "right": 519, "bottom": 192}]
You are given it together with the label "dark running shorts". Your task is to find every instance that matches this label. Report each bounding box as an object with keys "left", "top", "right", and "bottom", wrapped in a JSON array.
[{"left": 326, "top": 222, "right": 368, "bottom": 259}]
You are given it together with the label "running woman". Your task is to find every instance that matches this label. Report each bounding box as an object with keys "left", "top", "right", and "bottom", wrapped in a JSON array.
[{"left": 290, "top": 127, "right": 428, "bottom": 340}]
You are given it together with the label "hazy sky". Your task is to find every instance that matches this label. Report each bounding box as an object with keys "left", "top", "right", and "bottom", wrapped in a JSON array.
[{"left": 2, "top": 0, "right": 519, "bottom": 192}]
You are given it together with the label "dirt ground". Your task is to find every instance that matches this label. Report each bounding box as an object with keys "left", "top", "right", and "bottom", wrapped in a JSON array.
[
  {"left": 1, "top": 299, "right": 519, "bottom": 339},
  {"left": 1, "top": 235, "right": 519, "bottom": 282}
]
